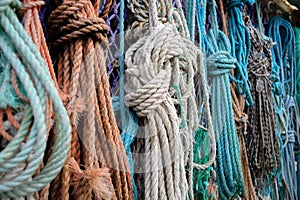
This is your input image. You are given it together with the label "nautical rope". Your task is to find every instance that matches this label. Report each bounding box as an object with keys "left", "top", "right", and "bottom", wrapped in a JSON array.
[
  {"left": 268, "top": 16, "right": 298, "bottom": 200},
  {"left": 206, "top": 0, "right": 244, "bottom": 199},
  {"left": 245, "top": 19, "right": 280, "bottom": 193},
  {"left": 47, "top": 0, "right": 132, "bottom": 199},
  {"left": 0, "top": 0, "right": 71, "bottom": 198},
  {"left": 228, "top": 0, "right": 254, "bottom": 106},
  {"left": 125, "top": 0, "right": 205, "bottom": 199}
]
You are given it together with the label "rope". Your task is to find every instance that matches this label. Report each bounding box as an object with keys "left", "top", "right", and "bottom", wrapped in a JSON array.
[
  {"left": 228, "top": 0, "right": 254, "bottom": 106},
  {"left": 0, "top": 0, "right": 71, "bottom": 198},
  {"left": 47, "top": 0, "right": 132, "bottom": 199},
  {"left": 125, "top": 0, "right": 206, "bottom": 198},
  {"left": 245, "top": 19, "right": 280, "bottom": 194},
  {"left": 206, "top": 1, "right": 244, "bottom": 199},
  {"left": 294, "top": 26, "right": 300, "bottom": 199},
  {"left": 268, "top": 16, "right": 298, "bottom": 200}
]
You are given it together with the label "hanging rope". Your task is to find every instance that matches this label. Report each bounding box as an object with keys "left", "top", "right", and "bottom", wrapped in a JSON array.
[
  {"left": 294, "top": 26, "right": 300, "bottom": 200},
  {"left": 228, "top": 0, "right": 254, "bottom": 106},
  {"left": 0, "top": 0, "right": 71, "bottom": 198},
  {"left": 268, "top": 16, "right": 298, "bottom": 200},
  {"left": 124, "top": 0, "right": 214, "bottom": 198},
  {"left": 245, "top": 19, "right": 280, "bottom": 193},
  {"left": 47, "top": 0, "right": 132, "bottom": 199},
  {"left": 205, "top": 0, "right": 244, "bottom": 199}
]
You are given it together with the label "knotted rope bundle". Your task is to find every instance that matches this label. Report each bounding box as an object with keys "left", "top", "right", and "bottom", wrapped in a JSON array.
[
  {"left": 245, "top": 21, "right": 280, "bottom": 191},
  {"left": 228, "top": 0, "right": 254, "bottom": 106},
  {"left": 47, "top": 0, "right": 132, "bottom": 199},
  {"left": 0, "top": 0, "right": 71, "bottom": 198},
  {"left": 205, "top": 1, "right": 244, "bottom": 199},
  {"left": 125, "top": 0, "right": 208, "bottom": 199},
  {"left": 268, "top": 16, "right": 298, "bottom": 200}
]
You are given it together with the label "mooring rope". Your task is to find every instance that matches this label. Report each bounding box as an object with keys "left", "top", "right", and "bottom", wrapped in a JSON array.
[
  {"left": 0, "top": 0, "right": 71, "bottom": 198},
  {"left": 47, "top": 0, "right": 132, "bottom": 199}
]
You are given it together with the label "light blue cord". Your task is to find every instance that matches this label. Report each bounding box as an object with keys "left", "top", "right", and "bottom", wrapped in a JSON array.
[
  {"left": 206, "top": 1, "right": 244, "bottom": 199},
  {"left": 268, "top": 16, "right": 298, "bottom": 200}
]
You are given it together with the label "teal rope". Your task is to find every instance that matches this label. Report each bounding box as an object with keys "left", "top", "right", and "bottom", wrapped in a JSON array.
[
  {"left": 206, "top": 1, "right": 244, "bottom": 199},
  {"left": 294, "top": 26, "right": 300, "bottom": 199},
  {"left": 268, "top": 16, "right": 298, "bottom": 200},
  {"left": 228, "top": 0, "right": 254, "bottom": 106},
  {"left": 0, "top": 0, "right": 70, "bottom": 197}
]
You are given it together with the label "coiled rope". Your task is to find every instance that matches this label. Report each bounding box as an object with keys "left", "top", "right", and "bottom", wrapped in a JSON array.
[
  {"left": 268, "top": 16, "right": 298, "bottom": 200},
  {"left": 206, "top": 0, "right": 245, "bottom": 199},
  {"left": 47, "top": 0, "right": 132, "bottom": 199},
  {"left": 245, "top": 20, "right": 280, "bottom": 194},
  {"left": 0, "top": 0, "right": 71, "bottom": 198},
  {"left": 228, "top": 0, "right": 254, "bottom": 106}
]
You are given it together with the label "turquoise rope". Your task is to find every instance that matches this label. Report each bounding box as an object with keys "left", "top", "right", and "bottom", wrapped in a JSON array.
[
  {"left": 0, "top": 0, "right": 70, "bottom": 197},
  {"left": 206, "top": 1, "right": 244, "bottom": 199},
  {"left": 268, "top": 16, "right": 297, "bottom": 200},
  {"left": 294, "top": 26, "right": 300, "bottom": 199},
  {"left": 228, "top": 0, "right": 254, "bottom": 106}
]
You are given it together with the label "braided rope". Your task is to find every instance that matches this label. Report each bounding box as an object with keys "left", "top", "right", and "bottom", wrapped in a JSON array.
[{"left": 246, "top": 20, "right": 280, "bottom": 195}]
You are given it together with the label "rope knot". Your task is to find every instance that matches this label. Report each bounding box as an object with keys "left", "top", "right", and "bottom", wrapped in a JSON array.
[
  {"left": 20, "top": 0, "right": 44, "bottom": 15},
  {"left": 48, "top": 0, "right": 109, "bottom": 46},
  {"left": 0, "top": 0, "right": 14, "bottom": 13},
  {"left": 207, "top": 51, "right": 237, "bottom": 76},
  {"left": 125, "top": 67, "right": 171, "bottom": 117}
]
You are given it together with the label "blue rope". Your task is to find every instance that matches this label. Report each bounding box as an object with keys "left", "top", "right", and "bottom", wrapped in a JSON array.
[
  {"left": 117, "top": 0, "right": 138, "bottom": 198},
  {"left": 206, "top": 1, "right": 244, "bottom": 199},
  {"left": 268, "top": 16, "right": 298, "bottom": 200},
  {"left": 228, "top": 0, "right": 254, "bottom": 106}
]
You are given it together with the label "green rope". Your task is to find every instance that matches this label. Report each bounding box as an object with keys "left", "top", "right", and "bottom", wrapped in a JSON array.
[{"left": 0, "top": 0, "right": 71, "bottom": 198}]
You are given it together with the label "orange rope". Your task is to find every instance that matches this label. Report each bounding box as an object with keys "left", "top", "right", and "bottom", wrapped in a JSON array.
[{"left": 47, "top": 0, "right": 132, "bottom": 198}]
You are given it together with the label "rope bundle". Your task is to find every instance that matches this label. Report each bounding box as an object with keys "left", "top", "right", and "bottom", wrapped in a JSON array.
[
  {"left": 124, "top": 0, "right": 212, "bottom": 199},
  {"left": 47, "top": 0, "right": 132, "bottom": 199},
  {"left": 0, "top": 0, "right": 71, "bottom": 198},
  {"left": 268, "top": 16, "right": 298, "bottom": 200},
  {"left": 228, "top": 0, "right": 254, "bottom": 106},
  {"left": 206, "top": 1, "right": 245, "bottom": 199},
  {"left": 245, "top": 21, "right": 280, "bottom": 191}
]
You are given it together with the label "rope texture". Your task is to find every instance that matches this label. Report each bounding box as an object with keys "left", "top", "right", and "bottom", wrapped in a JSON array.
[
  {"left": 0, "top": 0, "right": 71, "bottom": 198},
  {"left": 47, "top": 0, "right": 132, "bottom": 199}
]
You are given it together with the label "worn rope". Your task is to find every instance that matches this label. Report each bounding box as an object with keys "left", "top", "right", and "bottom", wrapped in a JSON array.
[
  {"left": 47, "top": 0, "right": 132, "bottom": 199},
  {"left": 0, "top": 0, "right": 71, "bottom": 198},
  {"left": 125, "top": 0, "right": 204, "bottom": 199}
]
